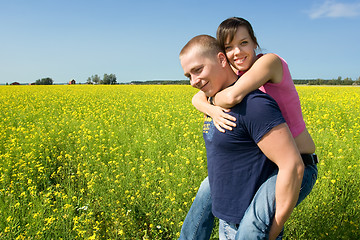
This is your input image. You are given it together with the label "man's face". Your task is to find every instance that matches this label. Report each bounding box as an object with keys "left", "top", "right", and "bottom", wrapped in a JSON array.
[{"left": 180, "top": 48, "right": 224, "bottom": 97}]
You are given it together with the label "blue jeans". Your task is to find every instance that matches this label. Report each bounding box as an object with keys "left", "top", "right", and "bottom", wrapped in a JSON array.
[
  {"left": 179, "top": 176, "right": 215, "bottom": 240},
  {"left": 179, "top": 164, "right": 318, "bottom": 240}
]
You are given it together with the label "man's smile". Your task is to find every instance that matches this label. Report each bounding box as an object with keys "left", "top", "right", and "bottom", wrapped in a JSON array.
[{"left": 200, "top": 81, "right": 209, "bottom": 91}]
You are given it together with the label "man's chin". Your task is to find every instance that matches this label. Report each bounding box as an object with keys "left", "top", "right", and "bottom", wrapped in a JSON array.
[
  {"left": 203, "top": 91, "right": 213, "bottom": 98},
  {"left": 205, "top": 90, "right": 217, "bottom": 98}
]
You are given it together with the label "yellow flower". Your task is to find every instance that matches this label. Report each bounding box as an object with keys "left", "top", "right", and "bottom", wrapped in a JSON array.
[{"left": 64, "top": 204, "right": 72, "bottom": 210}]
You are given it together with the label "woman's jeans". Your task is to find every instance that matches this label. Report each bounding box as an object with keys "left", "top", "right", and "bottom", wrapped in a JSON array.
[{"left": 178, "top": 164, "right": 318, "bottom": 240}]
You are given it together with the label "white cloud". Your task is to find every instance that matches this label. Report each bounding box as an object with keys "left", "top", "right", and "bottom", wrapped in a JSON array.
[{"left": 308, "top": 0, "right": 360, "bottom": 19}]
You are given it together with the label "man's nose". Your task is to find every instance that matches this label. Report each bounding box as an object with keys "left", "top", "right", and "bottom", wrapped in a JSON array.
[{"left": 190, "top": 76, "right": 201, "bottom": 88}]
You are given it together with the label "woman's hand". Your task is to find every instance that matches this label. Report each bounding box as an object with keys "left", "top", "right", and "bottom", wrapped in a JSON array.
[{"left": 209, "top": 105, "right": 237, "bottom": 133}]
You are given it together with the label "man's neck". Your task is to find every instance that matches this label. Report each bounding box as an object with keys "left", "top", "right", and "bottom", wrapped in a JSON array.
[{"left": 221, "top": 68, "right": 239, "bottom": 91}]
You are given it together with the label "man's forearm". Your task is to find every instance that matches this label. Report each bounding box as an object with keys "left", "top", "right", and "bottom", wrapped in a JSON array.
[
  {"left": 269, "top": 164, "right": 304, "bottom": 240},
  {"left": 257, "top": 123, "right": 306, "bottom": 240}
]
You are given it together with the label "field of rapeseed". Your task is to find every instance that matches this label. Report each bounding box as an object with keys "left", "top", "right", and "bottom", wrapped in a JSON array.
[{"left": 0, "top": 85, "right": 359, "bottom": 239}]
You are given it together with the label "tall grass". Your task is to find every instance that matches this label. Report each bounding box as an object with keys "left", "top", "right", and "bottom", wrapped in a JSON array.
[
  {"left": 0, "top": 85, "right": 359, "bottom": 239},
  {"left": 284, "top": 86, "right": 360, "bottom": 239}
]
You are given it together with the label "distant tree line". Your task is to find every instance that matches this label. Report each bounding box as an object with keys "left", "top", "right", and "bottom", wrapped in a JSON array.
[
  {"left": 7, "top": 75, "right": 360, "bottom": 86},
  {"left": 128, "top": 77, "right": 360, "bottom": 86},
  {"left": 34, "top": 77, "right": 53, "bottom": 85},
  {"left": 128, "top": 80, "right": 190, "bottom": 85},
  {"left": 131, "top": 78, "right": 360, "bottom": 85},
  {"left": 86, "top": 74, "right": 117, "bottom": 85},
  {"left": 294, "top": 77, "right": 360, "bottom": 85}
]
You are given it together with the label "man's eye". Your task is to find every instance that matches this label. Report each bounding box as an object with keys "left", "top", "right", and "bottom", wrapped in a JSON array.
[{"left": 194, "top": 67, "right": 203, "bottom": 73}]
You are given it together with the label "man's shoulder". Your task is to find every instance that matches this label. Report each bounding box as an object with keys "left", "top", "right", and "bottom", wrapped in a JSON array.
[
  {"left": 232, "top": 90, "right": 281, "bottom": 118},
  {"left": 242, "top": 90, "right": 275, "bottom": 105},
  {"left": 245, "top": 89, "right": 267, "bottom": 97},
  {"left": 230, "top": 90, "right": 269, "bottom": 109}
]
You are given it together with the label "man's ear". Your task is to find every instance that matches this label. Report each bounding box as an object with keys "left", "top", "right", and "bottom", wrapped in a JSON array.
[{"left": 217, "top": 52, "right": 228, "bottom": 67}]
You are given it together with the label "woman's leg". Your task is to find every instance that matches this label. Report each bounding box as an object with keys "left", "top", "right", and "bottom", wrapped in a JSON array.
[{"left": 235, "top": 165, "right": 318, "bottom": 240}]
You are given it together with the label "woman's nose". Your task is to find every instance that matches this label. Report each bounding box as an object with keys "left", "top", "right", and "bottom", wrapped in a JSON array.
[{"left": 234, "top": 46, "right": 241, "bottom": 54}]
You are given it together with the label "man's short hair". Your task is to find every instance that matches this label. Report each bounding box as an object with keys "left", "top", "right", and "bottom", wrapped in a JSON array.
[{"left": 179, "top": 35, "right": 224, "bottom": 59}]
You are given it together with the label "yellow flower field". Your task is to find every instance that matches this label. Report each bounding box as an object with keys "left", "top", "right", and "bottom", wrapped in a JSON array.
[{"left": 0, "top": 85, "right": 359, "bottom": 239}]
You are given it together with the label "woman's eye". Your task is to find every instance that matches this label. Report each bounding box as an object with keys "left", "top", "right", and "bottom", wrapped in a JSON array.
[
  {"left": 240, "top": 41, "right": 248, "bottom": 46},
  {"left": 225, "top": 46, "right": 233, "bottom": 52}
]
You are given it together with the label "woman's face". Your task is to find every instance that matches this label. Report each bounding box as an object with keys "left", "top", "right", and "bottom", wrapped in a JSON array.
[{"left": 224, "top": 26, "right": 258, "bottom": 72}]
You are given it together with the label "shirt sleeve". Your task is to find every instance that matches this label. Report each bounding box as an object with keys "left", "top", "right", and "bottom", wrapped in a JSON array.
[{"left": 241, "top": 92, "right": 286, "bottom": 143}]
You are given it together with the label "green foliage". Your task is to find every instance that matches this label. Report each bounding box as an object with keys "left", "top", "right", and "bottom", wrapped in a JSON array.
[
  {"left": 0, "top": 85, "right": 359, "bottom": 239},
  {"left": 87, "top": 74, "right": 101, "bottom": 84},
  {"left": 283, "top": 86, "right": 360, "bottom": 239},
  {"left": 86, "top": 74, "right": 117, "bottom": 85},
  {"left": 35, "top": 77, "right": 53, "bottom": 85},
  {"left": 101, "top": 74, "right": 117, "bottom": 85},
  {"left": 293, "top": 78, "right": 359, "bottom": 85},
  {"left": 129, "top": 80, "right": 190, "bottom": 85}
]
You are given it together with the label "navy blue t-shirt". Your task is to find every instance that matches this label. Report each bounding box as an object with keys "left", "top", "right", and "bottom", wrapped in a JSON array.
[{"left": 203, "top": 90, "right": 285, "bottom": 223}]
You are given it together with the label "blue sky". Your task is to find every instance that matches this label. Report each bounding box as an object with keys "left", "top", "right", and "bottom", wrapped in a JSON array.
[{"left": 1, "top": 0, "right": 359, "bottom": 84}]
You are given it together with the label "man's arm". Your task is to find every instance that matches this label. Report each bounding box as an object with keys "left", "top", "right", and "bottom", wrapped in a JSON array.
[{"left": 257, "top": 123, "right": 305, "bottom": 240}]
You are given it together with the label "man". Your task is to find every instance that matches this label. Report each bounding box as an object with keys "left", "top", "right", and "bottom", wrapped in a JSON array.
[{"left": 179, "top": 35, "right": 305, "bottom": 239}]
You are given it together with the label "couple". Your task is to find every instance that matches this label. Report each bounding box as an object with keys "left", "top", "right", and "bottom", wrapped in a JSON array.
[{"left": 178, "top": 17, "right": 318, "bottom": 240}]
